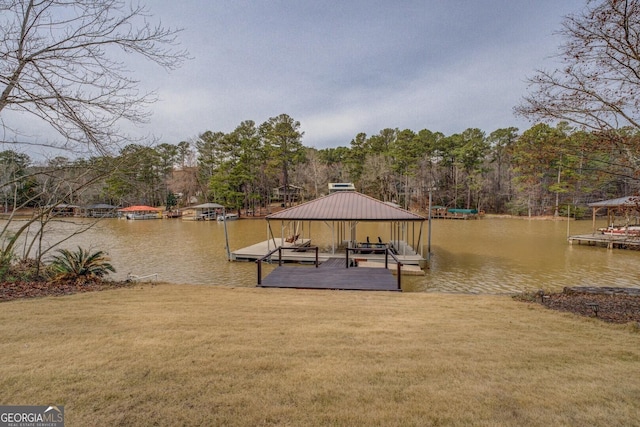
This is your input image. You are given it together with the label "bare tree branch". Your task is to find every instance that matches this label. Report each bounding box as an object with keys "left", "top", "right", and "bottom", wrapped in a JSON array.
[
  {"left": 0, "top": 0, "right": 188, "bottom": 155},
  {"left": 517, "top": 0, "right": 640, "bottom": 133}
]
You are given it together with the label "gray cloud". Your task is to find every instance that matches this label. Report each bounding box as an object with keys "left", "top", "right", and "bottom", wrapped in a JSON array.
[{"left": 3, "top": 0, "right": 587, "bottom": 155}]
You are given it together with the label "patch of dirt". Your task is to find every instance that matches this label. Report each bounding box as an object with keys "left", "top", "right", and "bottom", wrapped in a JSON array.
[
  {"left": 0, "top": 280, "right": 135, "bottom": 302},
  {"left": 515, "top": 287, "right": 640, "bottom": 324}
]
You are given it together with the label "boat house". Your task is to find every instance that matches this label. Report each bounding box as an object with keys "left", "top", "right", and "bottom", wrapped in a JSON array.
[
  {"left": 117, "top": 205, "right": 162, "bottom": 220},
  {"left": 181, "top": 202, "right": 225, "bottom": 221},
  {"left": 80, "top": 203, "right": 118, "bottom": 218},
  {"left": 42, "top": 204, "right": 79, "bottom": 217},
  {"left": 231, "top": 191, "right": 427, "bottom": 267},
  {"left": 588, "top": 196, "right": 640, "bottom": 231},
  {"left": 430, "top": 206, "right": 479, "bottom": 219},
  {"left": 568, "top": 196, "right": 640, "bottom": 249}
]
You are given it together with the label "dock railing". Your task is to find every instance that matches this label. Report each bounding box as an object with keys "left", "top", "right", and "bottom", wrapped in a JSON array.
[
  {"left": 256, "top": 245, "right": 319, "bottom": 285},
  {"left": 345, "top": 247, "right": 403, "bottom": 290}
]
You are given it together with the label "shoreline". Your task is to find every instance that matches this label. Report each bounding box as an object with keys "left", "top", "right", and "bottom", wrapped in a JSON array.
[{"left": 2, "top": 280, "right": 638, "bottom": 325}]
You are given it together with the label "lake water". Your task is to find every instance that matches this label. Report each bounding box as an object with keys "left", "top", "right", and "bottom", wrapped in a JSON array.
[{"left": 4, "top": 216, "right": 639, "bottom": 293}]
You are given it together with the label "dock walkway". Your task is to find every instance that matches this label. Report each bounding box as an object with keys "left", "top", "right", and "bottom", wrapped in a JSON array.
[
  {"left": 568, "top": 233, "right": 640, "bottom": 249},
  {"left": 232, "top": 239, "right": 425, "bottom": 266},
  {"left": 258, "top": 258, "right": 401, "bottom": 292}
]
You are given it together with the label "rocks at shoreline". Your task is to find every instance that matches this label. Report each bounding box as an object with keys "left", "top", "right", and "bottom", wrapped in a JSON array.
[
  {"left": 0, "top": 280, "right": 134, "bottom": 302},
  {"left": 517, "top": 287, "right": 640, "bottom": 324}
]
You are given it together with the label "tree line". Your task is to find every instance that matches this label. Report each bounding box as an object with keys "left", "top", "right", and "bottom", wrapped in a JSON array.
[
  {"left": 3, "top": 0, "right": 640, "bottom": 279},
  {"left": 3, "top": 117, "right": 639, "bottom": 219}
]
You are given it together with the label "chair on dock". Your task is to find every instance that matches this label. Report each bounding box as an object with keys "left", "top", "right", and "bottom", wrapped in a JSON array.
[
  {"left": 292, "top": 240, "right": 312, "bottom": 252},
  {"left": 362, "top": 237, "right": 372, "bottom": 249},
  {"left": 285, "top": 234, "right": 300, "bottom": 243},
  {"left": 355, "top": 239, "right": 371, "bottom": 254}
]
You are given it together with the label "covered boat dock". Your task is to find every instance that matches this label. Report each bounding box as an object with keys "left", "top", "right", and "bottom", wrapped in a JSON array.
[
  {"left": 568, "top": 196, "right": 640, "bottom": 249},
  {"left": 232, "top": 191, "right": 426, "bottom": 290},
  {"left": 181, "top": 202, "right": 225, "bottom": 220},
  {"left": 80, "top": 203, "right": 118, "bottom": 218},
  {"left": 230, "top": 191, "right": 427, "bottom": 267}
]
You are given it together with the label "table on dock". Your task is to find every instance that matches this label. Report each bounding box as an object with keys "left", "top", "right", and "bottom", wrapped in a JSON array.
[{"left": 258, "top": 258, "right": 401, "bottom": 291}]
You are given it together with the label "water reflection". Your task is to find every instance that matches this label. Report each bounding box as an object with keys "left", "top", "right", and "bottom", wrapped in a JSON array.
[{"left": 3, "top": 216, "right": 639, "bottom": 294}]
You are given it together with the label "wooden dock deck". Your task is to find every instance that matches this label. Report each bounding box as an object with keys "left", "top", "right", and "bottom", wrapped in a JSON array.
[
  {"left": 232, "top": 239, "right": 426, "bottom": 266},
  {"left": 568, "top": 233, "right": 640, "bottom": 249},
  {"left": 258, "top": 258, "right": 402, "bottom": 291}
]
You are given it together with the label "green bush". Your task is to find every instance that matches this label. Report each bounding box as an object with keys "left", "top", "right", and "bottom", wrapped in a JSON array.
[
  {"left": 0, "top": 246, "right": 52, "bottom": 283},
  {"left": 558, "top": 205, "right": 588, "bottom": 220},
  {"left": 48, "top": 247, "right": 115, "bottom": 283},
  {"left": 505, "top": 200, "right": 529, "bottom": 216}
]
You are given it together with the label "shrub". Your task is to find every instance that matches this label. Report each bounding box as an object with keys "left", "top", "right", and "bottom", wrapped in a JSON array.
[
  {"left": 48, "top": 247, "right": 115, "bottom": 283},
  {"left": 0, "top": 252, "right": 45, "bottom": 282},
  {"left": 558, "top": 205, "right": 588, "bottom": 220}
]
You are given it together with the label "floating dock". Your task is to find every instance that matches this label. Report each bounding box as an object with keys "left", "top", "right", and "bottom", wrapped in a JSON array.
[
  {"left": 231, "top": 239, "right": 426, "bottom": 267},
  {"left": 568, "top": 233, "right": 640, "bottom": 249},
  {"left": 258, "top": 258, "right": 401, "bottom": 291}
]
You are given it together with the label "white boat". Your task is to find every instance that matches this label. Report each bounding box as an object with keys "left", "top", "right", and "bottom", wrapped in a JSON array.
[
  {"left": 118, "top": 205, "right": 162, "bottom": 220},
  {"left": 598, "top": 225, "right": 640, "bottom": 236},
  {"left": 217, "top": 213, "right": 239, "bottom": 221},
  {"left": 126, "top": 212, "right": 160, "bottom": 220}
]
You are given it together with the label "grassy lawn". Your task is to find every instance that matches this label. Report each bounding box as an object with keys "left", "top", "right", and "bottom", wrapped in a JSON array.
[{"left": 0, "top": 284, "right": 639, "bottom": 426}]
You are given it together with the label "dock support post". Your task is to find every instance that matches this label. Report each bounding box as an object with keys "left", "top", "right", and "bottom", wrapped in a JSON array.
[{"left": 257, "top": 260, "right": 262, "bottom": 285}]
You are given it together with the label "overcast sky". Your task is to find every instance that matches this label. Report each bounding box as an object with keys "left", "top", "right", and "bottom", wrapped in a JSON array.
[{"left": 8, "top": 0, "right": 590, "bottom": 153}]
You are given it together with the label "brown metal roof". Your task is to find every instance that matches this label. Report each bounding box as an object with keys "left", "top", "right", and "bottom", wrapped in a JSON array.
[
  {"left": 588, "top": 196, "right": 640, "bottom": 208},
  {"left": 266, "top": 191, "right": 425, "bottom": 221}
]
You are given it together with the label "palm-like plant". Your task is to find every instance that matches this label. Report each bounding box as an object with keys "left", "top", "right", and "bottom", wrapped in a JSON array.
[{"left": 49, "top": 247, "right": 115, "bottom": 283}]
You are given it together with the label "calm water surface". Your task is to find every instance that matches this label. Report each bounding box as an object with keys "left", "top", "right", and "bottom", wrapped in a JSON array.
[{"left": 6, "top": 217, "right": 639, "bottom": 293}]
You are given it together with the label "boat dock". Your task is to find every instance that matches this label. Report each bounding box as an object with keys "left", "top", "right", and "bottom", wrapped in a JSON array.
[
  {"left": 568, "top": 233, "right": 640, "bottom": 249},
  {"left": 430, "top": 207, "right": 480, "bottom": 220},
  {"left": 231, "top": 239, "right": 426, "bottom": 267},
  {"left": 258, "top": 257, "right": 402, "bottom": 292}
]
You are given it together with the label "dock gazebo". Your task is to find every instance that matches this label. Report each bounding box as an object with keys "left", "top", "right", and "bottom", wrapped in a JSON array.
[
  {"left": 568, "top": 196, "right": 640, "bottom": 249},
  {"left": 588, "top": 196, "right": 640, "bottom": 232},
  {"left": 232, "top": 191, "right": 427, "bottom": 267},
  {"left": 81, "top": 203, "right": 118, "bottom": 218},
  {"left": 181, "top": 202, "right": 225, "bottom": 220}
]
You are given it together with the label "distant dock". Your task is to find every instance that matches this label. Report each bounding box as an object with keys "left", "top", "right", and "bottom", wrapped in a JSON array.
[
  {"left": 430, "top": 207, "right": 480, "bottom": 220},
  {"left": 568, "top": 233, "right": 640, "bottom": 250}
]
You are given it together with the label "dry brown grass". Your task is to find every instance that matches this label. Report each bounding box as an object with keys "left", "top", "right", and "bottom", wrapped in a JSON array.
[{"left": 0, "top": 284, "right": 639, "bottom": 426}]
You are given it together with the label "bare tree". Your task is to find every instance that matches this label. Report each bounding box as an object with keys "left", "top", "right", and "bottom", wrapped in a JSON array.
[
  {"left": 517, "top": 0, "right": 640, "bottom": 131},
  {"left": 0, "top": 0, "right": 187, "bottom": 155},
  {"left": 0, "top": 157, "right": 122, "bottom": 279},
  {"left": 0, "top": 0, "right": 186, "bottom": 279},
  {"left": 516, "top": 0, "right": 640, "bottom": 180}
]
